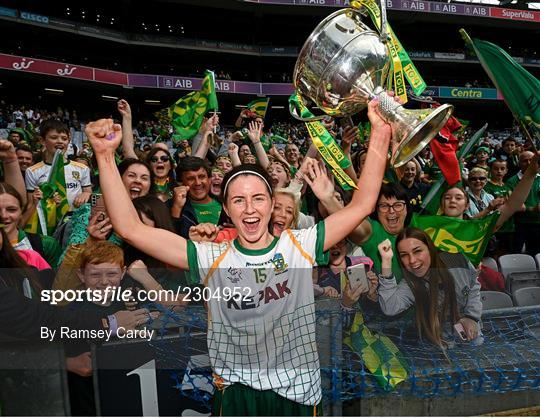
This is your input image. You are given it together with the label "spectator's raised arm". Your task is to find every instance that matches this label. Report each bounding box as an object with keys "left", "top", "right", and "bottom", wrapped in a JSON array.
[
  {"left": 0, "top": 140, "right": 27, "bottom": 207},
  {"left": 117, "top": 99, "right": 138, "bottom": 160}
]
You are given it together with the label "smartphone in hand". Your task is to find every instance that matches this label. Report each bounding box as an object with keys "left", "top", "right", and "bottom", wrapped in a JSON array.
[
  {"left": 454, "top": 323, "right": 467, "bottom": 340},
  {"left": 90, "top": 193, "right": 107, "bottom": 222},
  {"left": 346, "top": 263, "right": 368, "bottom": 290}
]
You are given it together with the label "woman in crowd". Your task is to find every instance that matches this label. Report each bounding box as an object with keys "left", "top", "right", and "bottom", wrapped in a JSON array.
[
  {"left": 59, "top": 158, "right": 153, "bottom": 257},
  {"left": 86, "top": 98, "right": 391, "bottom": 416},
  {"left": 399, "top": 159, "right": 430, "bottom": 213},
  {"left": 145, "top": 147, "right": 176, "bottom": 200},
  {"left": 209, "top": 167, "right": 225, "bottom": 200},
  {"left": 267, "top": 159, "right": 291, "bottom": 189},
  {"left": 0, "top": 182, "right": 61, "bottom": 267},
  {"left": 441, "top": 150, "right": 538, "bottom": 231},
  {"left": 0, "top": 226, "right": 45, "bottom": 298},
  {"left": 465, "top": 167, "right": 502, "bottom": 218},
  {"left": 377, "top": 227, "right": 482, "bottom": 347}
]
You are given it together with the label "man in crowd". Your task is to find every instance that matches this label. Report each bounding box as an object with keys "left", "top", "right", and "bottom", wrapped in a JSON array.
[
  {"left": 16, "top": 144, "right": 34, "bottom": 176},
  {"left": 506, "top": 150, "right": 540, "bottom": 255},
  {"left": 172, "top": 156, "right": 224, "bottom": 238}
]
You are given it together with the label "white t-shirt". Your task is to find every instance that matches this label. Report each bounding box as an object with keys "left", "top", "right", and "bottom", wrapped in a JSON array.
[
  {"left": 25, "top": 160, "right": 92, "bottom": 209},
  {"left": 187, "top": 223, "right": 328, "bottom": 406}
]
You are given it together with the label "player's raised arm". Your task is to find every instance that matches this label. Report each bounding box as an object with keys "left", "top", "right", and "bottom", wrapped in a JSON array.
[{"left": 317, "top": 100, "right": 391, "bottom": 251}]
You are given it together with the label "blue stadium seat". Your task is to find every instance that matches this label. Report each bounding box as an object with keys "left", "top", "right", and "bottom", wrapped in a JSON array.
[
  {"left": 498, "top": 254, "right": 536, "bottom": 280},
  {"left": 480, "top": 291, "right": 513, "bottom": 310},
  {"left": 513, "top": 287, "right": 540, "bottom": 307}
]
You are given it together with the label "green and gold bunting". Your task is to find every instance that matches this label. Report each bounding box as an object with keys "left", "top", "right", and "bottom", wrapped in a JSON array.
[
  {"left": 410, "top": 211, "right": 499, "bottom": 266},
  {"left": 289, "top": 94, "right": 357, "bottom": 190},
  {"left": 247, "top": 97, "right": 270, "bottom": 118},
  {"left": 343, "top": 308, "right": 409, "bottom": 390},
  {"left": 169, "top": 70, "right": 218, "bottom": 140},
  {"left": 350, "top": 0, "right": 426, "bottom": 103},
  {"left": 25, "top": 150, "right": 69, "bottom": 236}
]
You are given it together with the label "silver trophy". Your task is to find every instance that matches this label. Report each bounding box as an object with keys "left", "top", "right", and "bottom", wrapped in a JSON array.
[{"left": 291, "top": 5, "right": 453, "bottom": 167}]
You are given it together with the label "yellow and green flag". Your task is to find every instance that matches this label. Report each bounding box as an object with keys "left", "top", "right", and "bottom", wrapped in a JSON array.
[
  {"left": 169, "top": 70, "right": 218, "bottom": 140},
  {"left": 410, "top": 211, "right": 499, "bottom": 266},
  {"left": 25, "top": 150, "right": 69, "bottom": 236},
  {"left": 343, "top": 308, "right": 409, "bottom": 390},
  {"left": 247, "top": 97, "right": 270, "bottom": 118}
]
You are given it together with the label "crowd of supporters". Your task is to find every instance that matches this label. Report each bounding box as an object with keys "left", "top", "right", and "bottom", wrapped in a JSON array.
[{"left": 0, "top": 95, "right": 539, "bottom": 415}]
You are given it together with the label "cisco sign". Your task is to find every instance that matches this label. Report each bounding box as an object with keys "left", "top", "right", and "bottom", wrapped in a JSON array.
[
  {"left": 439, "top": 87, "right": 498, "bottom": 100},
  {"left": 20, "top": 11, "right": 49, "bottom": 24}
]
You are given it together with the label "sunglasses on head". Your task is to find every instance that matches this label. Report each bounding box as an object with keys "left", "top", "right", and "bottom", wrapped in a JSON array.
[{"left": 150, "top": 156, "right": 170, "bottom": 163}]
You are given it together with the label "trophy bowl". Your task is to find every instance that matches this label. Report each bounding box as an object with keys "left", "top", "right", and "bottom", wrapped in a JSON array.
[{"left": 292, "top": 8, "right": 453, "bottom": 168}]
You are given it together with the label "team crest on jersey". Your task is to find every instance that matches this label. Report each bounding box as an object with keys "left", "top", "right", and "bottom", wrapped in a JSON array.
[
  {"left": 270, "top": 253, "right": 288, "bottom": 273},
  {"left": 226, "top": 267, "right": 243, "bottom": 283},
  {"left": 72, "top": 171, "right": 80, "bottom": 181}
]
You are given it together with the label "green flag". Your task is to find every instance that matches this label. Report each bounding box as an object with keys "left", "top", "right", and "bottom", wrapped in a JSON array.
[
  {"left": 461, "top": 30, "right": 540, "bottom": 130},
  {"left": 343, "top": 307, "right": 409, "bottom": 390},
  {"left": 25, "top": 150, "right": 69, "bottom": 235},
  {"left": 247, "top": 97, "right": 270, "bottom": 118},
  {"left": 169, "top": 70, "right": 218, "bottom": 140},
  {"left": 410, "top": 212, "right": 499, "bottom": 266}
]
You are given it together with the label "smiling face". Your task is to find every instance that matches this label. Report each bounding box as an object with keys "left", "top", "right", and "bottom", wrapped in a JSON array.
[
  {"left": 0, "top": 192, "right": 23, "bottom": 239},
  {"left": 224, "top": 175, "right": 273, "bottom": 247},
  {"left": 272, "top": 193, "right": 295, "bottom": 237},
  {"left": 42, "top": 129, "right": 70, "bottom": 158},
  {"left": 149, "top": 150, "right": 172, "bottom": 180},
  {"left": 403, "top": 160, "right": 417, "bottom": 183},
  {"left": 121, "top": 163, "right": 152, "bottom": 199},
  {"left": 441, "top": 187, "right": 469, "bottom": 218},
  {"left": 503, "top": 139, "right": 516, "bottom": 155},
  {"left": 377, "top": 195, "right": 407, "bottom": 236},
  {"left": 239, "top": 145, "right": 252, "bottom": 159},
  {"left": 268, "top": 162, "right": 290, "bottom": 189},
  {"left": 468, "top": 170, "right": 488, "bottom": 194},
  {"left": 78, "top": 262, "right": 124, "bottom": 305},
  {"left": 182, "top": 167, "right": 211, "bottom": 203},
  {"left": 397, "top": 237, "right": 431, "bottom": 278},
  {"left": 16, "top": 149, "right": 33, "bottom": 172},
  {"left": 210, "top": 170, "right": 224, "bottom": 196},
  {"left": 285, "top": 144, "right": 300, "bottom": 164}
]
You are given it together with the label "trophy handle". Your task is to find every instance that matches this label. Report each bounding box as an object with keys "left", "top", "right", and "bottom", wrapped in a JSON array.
[{"left": 289, "top": 93, "right": 327, "bottom": 122}]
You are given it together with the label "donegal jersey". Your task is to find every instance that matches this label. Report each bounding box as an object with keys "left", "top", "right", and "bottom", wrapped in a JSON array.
[
  {"left": 25, "top": 160, "right": 91, "bottom": 209},
  {"left": 186, "top": 222, "right": 329, "bottom": 406}
]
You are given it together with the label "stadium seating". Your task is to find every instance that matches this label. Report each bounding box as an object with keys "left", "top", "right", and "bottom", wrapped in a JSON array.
[
  {"left": 498, "top": 254, "right": 537, "bottom": 280},
  {"left": 481, "top": 257, "right": 498, "bottom": 272},
  {"left": 506, "top": 271, "right": 540, "bottom": 299},
  {"left": 480, "top": 291, "right": 513, "bottom": 310},
  {"left": 513, "top": 287, "right": 540, "bottom": 307}
]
